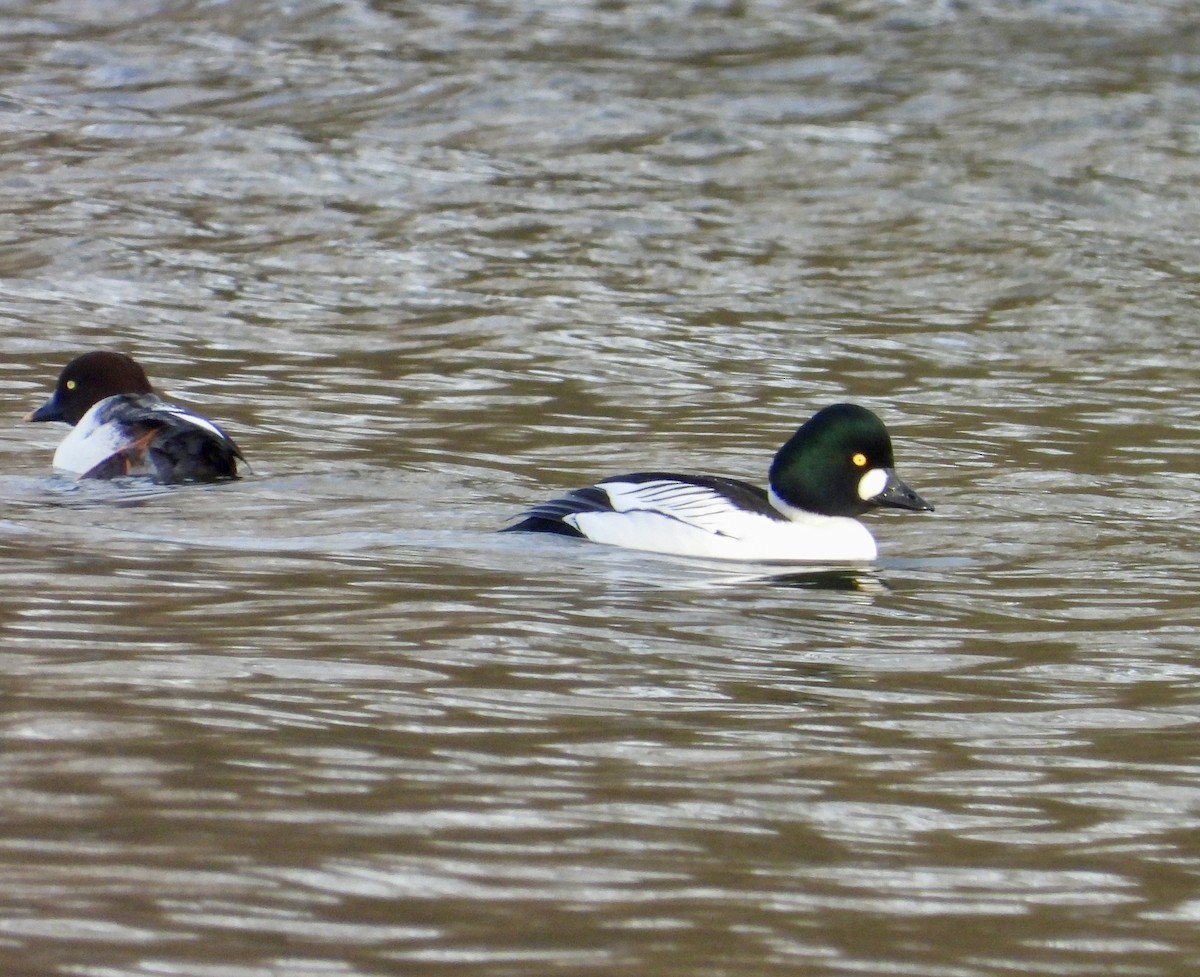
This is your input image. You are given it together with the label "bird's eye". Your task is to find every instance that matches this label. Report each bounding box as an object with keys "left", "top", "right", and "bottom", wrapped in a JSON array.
[
  {"left": 66, "top": 380, "right": 77, "bottom": 390},
  {"left": 852, "top": 452, "right": 867, "bottom": 467}
]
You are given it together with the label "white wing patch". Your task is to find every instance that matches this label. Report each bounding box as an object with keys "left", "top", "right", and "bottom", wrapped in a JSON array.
[
  {"left": 148, "top": 400, "right": 228, "bottom": 441},
  {"left": 596, "top": 478, "right": 753, "bottom": 534}
]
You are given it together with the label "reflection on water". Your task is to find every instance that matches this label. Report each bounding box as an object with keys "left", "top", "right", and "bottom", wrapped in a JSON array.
[
  {"left": 1, "top": 1, "right": 1199, "bottom": 976},
  {"left": 763, "top": 567, "right": 888, "bottom": 592}
]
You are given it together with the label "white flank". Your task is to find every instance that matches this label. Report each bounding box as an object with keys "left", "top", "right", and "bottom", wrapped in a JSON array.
[
  {"left": 51, "top": 406, "right": 135, "bottom": 476},
  {"left": 569, "top": 479, "right": 877, "bottom": 562}
]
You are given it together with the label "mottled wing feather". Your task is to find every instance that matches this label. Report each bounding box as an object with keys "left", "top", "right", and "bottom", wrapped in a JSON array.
[
  {"left": 110, "top": 396, "right": 243, "bottom": 456},
  {"left": 78, "top": 395, "right": 243, "bottom": 482},
  {"left": 82, "top": 426, "right": 159, "bottom": 479}
]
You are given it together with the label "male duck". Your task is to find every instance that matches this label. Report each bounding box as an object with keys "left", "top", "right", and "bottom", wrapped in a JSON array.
[
  {"left": 504, "top": 403, "right": 932, "bottom": 561},
  {"left": 27, "top": 351, "right": 244, "bottom": 483}
]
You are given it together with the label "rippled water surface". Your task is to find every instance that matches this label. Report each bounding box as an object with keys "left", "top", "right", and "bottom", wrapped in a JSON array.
[{"left": 1, "top": 1, "right": 1199, "bottom": 975}]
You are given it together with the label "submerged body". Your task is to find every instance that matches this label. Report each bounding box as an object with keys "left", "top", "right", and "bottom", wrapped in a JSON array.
[
  {"left": 504, "top": 404, "right": 932, "bottom": 562},
  {"left": 28, "top": 351, "right": 243, "bottom": 483}
]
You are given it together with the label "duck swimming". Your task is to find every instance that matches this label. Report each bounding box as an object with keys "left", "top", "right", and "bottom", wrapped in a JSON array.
[
  {"left": 28, "top": 350, "right": 244, "bottom": 483},
  {"left": 503, "top": 403, "right": 932, "bottom": 561}
]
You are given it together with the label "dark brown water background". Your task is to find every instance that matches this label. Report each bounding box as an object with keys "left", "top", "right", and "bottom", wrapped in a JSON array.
[{"left": 1, "top": 1, "right": 1198, "bottom": 975}]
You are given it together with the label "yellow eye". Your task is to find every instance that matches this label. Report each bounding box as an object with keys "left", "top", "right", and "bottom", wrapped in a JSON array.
[
  {"left": 66, "top": 380, "right": 77, "bottom": 390},
  {"left": 852, "top": 452, "right": 867, "bottom": 467}
]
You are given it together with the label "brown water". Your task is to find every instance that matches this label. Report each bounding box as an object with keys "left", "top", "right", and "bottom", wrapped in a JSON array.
[{"left": 1, "top": 1, "right": 1198, "bottom": 975}]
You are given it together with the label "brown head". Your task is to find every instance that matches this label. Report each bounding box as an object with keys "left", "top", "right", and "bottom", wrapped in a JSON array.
[{"left": 27, "top": 351, "right": 155, "bottom": 426}]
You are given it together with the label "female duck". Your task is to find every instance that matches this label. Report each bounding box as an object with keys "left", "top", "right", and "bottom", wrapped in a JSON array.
[
  {"left": 504, "top": 403, "right": 932, "bottom": 561},
  {"left": 27, "top": 351, "right": 244, "bottom": 483}
]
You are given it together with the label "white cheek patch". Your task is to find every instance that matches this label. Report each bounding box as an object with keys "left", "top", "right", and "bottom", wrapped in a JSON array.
[{"left": 857, "top": 467, "right": 888, "bottom": 501}]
